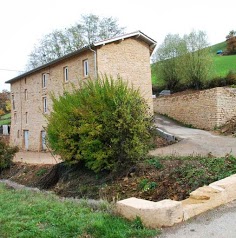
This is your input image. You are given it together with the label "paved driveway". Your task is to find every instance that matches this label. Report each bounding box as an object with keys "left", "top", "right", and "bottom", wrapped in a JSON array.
[
  {"left": 159, "top": 200, "right": 236, "bottom": 238},
  {"left": 14, "top": 151, "right": 61, "bottom": 164},
  {"left": 150, "top": 114, "right": 236, "bottom": 157}
]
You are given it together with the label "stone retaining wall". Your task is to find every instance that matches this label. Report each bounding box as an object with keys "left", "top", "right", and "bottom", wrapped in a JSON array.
[
  {"left": 117, "top": 174, "right": 236, "bottom": 228},
  {"left": 153, "top": 87, "right": 236, "bottom": 130}
]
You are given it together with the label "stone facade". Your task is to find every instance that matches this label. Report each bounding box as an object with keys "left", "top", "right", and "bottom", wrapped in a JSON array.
[
  {"left": 154, "top": 87, "right": 236, "bottom": 130},
  {"left": 7, "top": 31, "right": 156, "bottom": 151},
  {"left": 97, "top": 38, "right": 153, "bottom": 111}
]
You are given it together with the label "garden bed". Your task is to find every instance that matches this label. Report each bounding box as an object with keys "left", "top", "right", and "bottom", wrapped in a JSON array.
[{"left": 1, "top": 155, "right": 236, "bottom": 203}]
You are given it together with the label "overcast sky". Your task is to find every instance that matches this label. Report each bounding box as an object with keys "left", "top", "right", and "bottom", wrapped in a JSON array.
[{"left": 1, "top": 0, "right": 235, "bottom": 91}]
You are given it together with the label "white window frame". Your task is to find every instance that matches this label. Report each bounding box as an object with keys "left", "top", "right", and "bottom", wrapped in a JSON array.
[
  {"left": 43, "top": 97, "right": 47, "bottom": 113},
  {"left": 83, "top": 59, "right": 89, "bottom": 77},
  {"left": 64, "top": 66, "right": 69, "bottom": 82},
  {"left": 42, "top": 74, "right": 47, "bottom": 88}
]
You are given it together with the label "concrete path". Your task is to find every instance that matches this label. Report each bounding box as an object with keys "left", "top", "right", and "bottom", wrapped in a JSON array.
[
  {"left": 150, "top": 114, "right": 236, "bottom": 157},
  {"left": 159, "top": 200, "right": 236, "bottom": 238},
  {"left": 14, "top": 151, "right": 61, "bottom": 164}
]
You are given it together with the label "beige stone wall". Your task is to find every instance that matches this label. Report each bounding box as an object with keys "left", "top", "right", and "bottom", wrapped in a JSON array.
[
  {"left": 10, "top": 38, "right": 153, "bottom": 151},
  {"left": 97, "top": 38, "right": 153, "bottom": 112},
  {"left": 216, "top": 87, "right": 236, "bottom": 126},
  {"left": 10, "top": 51, "right": 95, "bottom": 151},
  {"left": 154, "top": 87, "right": 236, "bottom": 130}
]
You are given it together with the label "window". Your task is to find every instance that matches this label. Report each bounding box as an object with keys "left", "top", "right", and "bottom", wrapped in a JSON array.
[
  {"left": 12, "top": 94, "right": 15, "bottom": 110},
  {"left": 24, "top": 78, "right": 27, "bottom": 84},
  {"left": 25, "top": 112, "right": 28, "bottom": 124},
  {"left": 14, "top": 113, "right": 17, "bottom": 124},
  {"left": 25, "top": 89, "right": 28, "bottom": 100},
  {"left": 42, "top": 74, "right": 48, "bottom": 88},
  {"left": 83, "top": 59, "right": 89, "bottom": 77},
  {"left": 64, "top": 66, "right": 69, "bottom": 82},
  {"left": 43, "top": 97, "right": 47, "bottom": 113},
  {"left": 17, "top": 130, "right": 20, "bottom": 138}
]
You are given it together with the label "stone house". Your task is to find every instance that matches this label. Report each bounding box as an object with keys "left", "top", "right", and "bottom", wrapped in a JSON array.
[{"left": 6, "top": 31, "right": 156, "bottom": 151}]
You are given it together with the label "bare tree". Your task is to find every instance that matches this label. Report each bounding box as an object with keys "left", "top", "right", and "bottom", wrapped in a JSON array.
[
  {"left": 27, "top": 14, "right": 125, "bottom": 69},
  {"left": 154, "top": 34, "right": 187, "bottom": 90},
  {"left": 183, "top": 30, "right": 212, "bottom": 89},
  {"left": 153, "top": 30, "right": 212, "bottom": 91}
]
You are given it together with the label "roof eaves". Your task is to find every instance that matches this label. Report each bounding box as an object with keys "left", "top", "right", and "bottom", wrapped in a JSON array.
[
  {"left": 5, "top": 45, "right": 92, "bottom": 84},
  {"left": 94, "top": 30, "right": 156, "bottom": 47}
]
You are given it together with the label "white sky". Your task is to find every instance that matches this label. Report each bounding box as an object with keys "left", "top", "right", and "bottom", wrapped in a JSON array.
[{"left": 1, "top": 0, "right": 235, "bottom": 91}]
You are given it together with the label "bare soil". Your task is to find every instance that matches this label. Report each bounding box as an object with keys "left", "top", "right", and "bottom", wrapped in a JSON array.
[{"left": 0, "top": 150, "right": 196, "bottom": 203}]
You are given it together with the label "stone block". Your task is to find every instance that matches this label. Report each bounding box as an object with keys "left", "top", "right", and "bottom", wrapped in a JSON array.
[
  {"left": 182, "top": 185, "right": 228, "bottom": 220},
  {"left": 210, "top": 174, "right": 236, "bottom": 202},
  {"left": 116, "top": 197, "right": 183, "bottom": 228}
]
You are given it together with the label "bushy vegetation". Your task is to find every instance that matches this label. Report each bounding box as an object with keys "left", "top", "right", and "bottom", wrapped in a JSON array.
[
  {"left": 0, "top": 184, "right": 158, "bottom": 238},
  {"left": 170, "top": 155, "right": 236, "bottom": 191},
  {"left": 153, "top": 30, "right": 212, "bottom": 91},
  {"left": 152, "top": 33, "right": 236, "bottom": 93},
  {"left": 47, "top": 77, "right": 153, "bottom": 172},
  {"left": 0, "top": 140, "right": 18, "bottom": 170}
]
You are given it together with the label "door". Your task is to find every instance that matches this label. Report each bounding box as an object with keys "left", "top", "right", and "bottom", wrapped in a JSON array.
[
  {"left": 41, "top": 131, "right": 47, "bottom": 151},
  {"left": 24, "top": 130, "right": 29, "bottom": 150}
]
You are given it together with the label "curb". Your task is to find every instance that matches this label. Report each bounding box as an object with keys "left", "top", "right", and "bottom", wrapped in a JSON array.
[
  {"left": 116, "top": 174, "right": 236, "bottom": 228},
  {"left": 156, "top": 128, "right": 176, "bottom": 142}
]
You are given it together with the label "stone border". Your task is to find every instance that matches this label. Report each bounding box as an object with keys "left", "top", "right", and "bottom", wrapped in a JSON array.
[
  {"left": 156, "top": 128, "right": 176, "bottom": 142},
  {"left": 116, "top": 174, "right": 236, "bottom": 228}
]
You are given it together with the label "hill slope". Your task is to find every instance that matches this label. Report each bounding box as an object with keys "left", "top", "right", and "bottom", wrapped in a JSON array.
[
  {"left": 0, "top": 113, "right": 11, "bottom": 126},
  {"left": 152, "top": 41, "right": 236, "bottom": 85},
  {"left": 211, "top": 41, "right": 236, "bottom": 76}
]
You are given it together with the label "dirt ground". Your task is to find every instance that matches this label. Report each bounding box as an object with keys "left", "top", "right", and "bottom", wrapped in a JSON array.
[
  {"left": 0, "top": 159, "right": 190, "bottom": 202},
  {"left": 1, "top": 132, "right": 235, "bottom": 203},
  {"left": 1, "top": 136, "right": 183, "bottom": 202}
]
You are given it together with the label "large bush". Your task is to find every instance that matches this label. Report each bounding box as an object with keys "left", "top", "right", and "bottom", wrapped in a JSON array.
[
  {"left": 46, "top": 77, "right": 153, "bottom": 172},
  {"left": 0, "top": 140, "right": 18, "bottom": 170}
]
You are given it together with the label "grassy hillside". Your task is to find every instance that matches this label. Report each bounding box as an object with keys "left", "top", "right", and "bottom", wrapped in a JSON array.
[
  {"left": 152, "top": 41, "right": 236, "bottom": 86},
  {"left": 0, "top": 113, "right": 11, "bottom": 126},
  {"left": 210, "top": 41, "right": 227, "bottom": 54},
  {"left": 211, "top": 41, "right": 236, "bottom": 77}
]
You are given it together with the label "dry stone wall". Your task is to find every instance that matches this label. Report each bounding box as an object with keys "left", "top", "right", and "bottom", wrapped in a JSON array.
[{"left": 154, "top": 87, "right": 236, "bottom": 130}]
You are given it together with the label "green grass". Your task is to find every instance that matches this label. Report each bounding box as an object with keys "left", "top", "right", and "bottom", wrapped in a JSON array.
[
  {"left": 210, "top": 41, "right": 236, "bottom": 77},
  {"left": 212, "top": 54, "right": 236, "bottom": 77},
  {"left": 0, "top": 113, "right": 11, "bottom": 126},
  {"left": 0, "top": 184, "right": 159, "bottom": 238}
]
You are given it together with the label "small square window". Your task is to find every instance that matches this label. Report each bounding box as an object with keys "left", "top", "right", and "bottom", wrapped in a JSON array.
[
  {"left": 43, "top": 97, "right": 47, "bottom": 113},
  {"left": 64, "top": 66, "right": 69, "bottom": 82},
  {"left": 83, "top": 59, "right": 89, "bottom": 77},
  {"left": 42, "top": 74, "right": 48, "bottom": 88}
]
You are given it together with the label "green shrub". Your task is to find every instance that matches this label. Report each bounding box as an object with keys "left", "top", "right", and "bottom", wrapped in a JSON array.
[
  {"left": 0, "top": 140, "right": 18, "bottom": 170},
  {"left": 138, "top": 178, "right": 157, "bottom": 192},
  {"left": 46, "top": 76, "right": 153, "bottom": 172}
]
